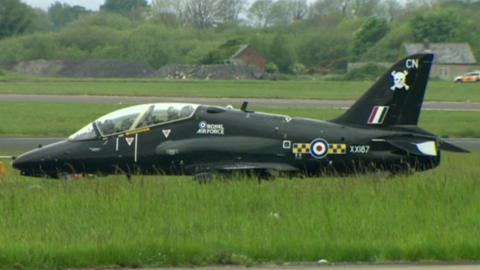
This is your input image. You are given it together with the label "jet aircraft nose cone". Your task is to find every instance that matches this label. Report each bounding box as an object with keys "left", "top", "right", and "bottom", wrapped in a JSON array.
[
  {"left": 12, "top": 140, "right": 75, "bottom": 178},
  {"left": 12, "top": 146, "right": 56, "bottom": 178},
  {"left": 12, "top": 157, "right": 19, "bottom": 170},
  {"left": 12, "top": 152, "right": 37, "bottom": 170}
]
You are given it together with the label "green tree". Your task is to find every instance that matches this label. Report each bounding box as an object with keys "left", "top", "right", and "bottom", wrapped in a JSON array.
[
  {"left": 22, "top": 34, "right": 59, "bottom": 59},
  {"left": 249, "top": 0, "right": 304, "bottom": 27},
  {"left": 268, "top": 0, "right": 292, "bottom": 26},
  {"left": 201, "top": 39, "right": 244, "bottom": 64},
  {"left": 361, "top": 23, "right": 412, "bottom": 62},
  {"left": 351, "top": 17, "right": 389, "bottom": 60},
  {"left": 0, "top": 0, "right": 34, "bottom": 39},
  {"left": 28, "top": 8, "right": 54, "bottom": 33},
  {"left": 410, "top": 9, "right": 461, "bottom": 42},
  {"left": 309, "top": 0, "right": 346, "bottom": 18},
  {"left": 248, "top": 0, "right": 274, "bottom": 27},
  {"left": 57, "top": 14, "right": 128, "bottom": 53},
  {"left": 269, "top": 34, "right": 296, "bottom": 73},
  {"left": 151, "top": 0, "right": 186, "bottom": 26},
  {"left": 298, "top": 30, "right": 351, "bottom": 72},
  {"left": 67, "top": 13, "right": 132, "bottom": 30},
  {"left": 123, "top": 24, "right": 178, "bottom": 68},
  {"left": 289, "top": 0, "right": 308, "bottom": 21},
  {"left": 100, "top": 0, "right": 148, "bottom": 17},
  {"left": 376, "top": 0, "right": 402, "bottom": 21},
  {"left": 348, "top": 0, "right": 381, "bottom": 17},
  {"left": 48, "top": 2, "right": 91, "bottom": 30},
  {"left": 184, "top": 0, "right": 219, "bottom": 28},
  {"left": 216, "top": 0, "right": 247, "bottom": 23}
]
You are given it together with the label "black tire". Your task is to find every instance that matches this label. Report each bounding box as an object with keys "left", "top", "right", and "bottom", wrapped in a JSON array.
[{"left": 193, "top": 172, "right": 214, "bottom": 184}]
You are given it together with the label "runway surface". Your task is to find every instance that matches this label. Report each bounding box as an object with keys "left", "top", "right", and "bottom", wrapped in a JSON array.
[
  {"left": 1, "top": 137, "right": 479, "bottom": 153},
  {"left": 1, "top": 94, "right": 480, "bottom": 111}
]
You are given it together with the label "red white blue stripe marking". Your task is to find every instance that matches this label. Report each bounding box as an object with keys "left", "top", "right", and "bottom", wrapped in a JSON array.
[{"left": 368, "top": 106, "right": 389, "bottom": 125}]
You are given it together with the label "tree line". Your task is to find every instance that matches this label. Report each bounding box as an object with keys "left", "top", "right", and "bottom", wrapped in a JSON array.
[{"left": 0, "top": 0, "right": 479, "bottom": 74}]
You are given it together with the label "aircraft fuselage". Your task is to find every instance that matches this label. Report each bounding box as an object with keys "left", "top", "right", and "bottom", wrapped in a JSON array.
[{"left": 13, "top": 105, "right": 440, "bottom": 178}]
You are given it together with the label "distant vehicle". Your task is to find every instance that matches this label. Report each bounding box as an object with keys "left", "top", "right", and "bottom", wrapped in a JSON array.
[
  {"left": 454, "top": 71, "right": 480, "bottom": 83},
  {"left": 12, "top": 54, "right": 468, "bottom": 180}
]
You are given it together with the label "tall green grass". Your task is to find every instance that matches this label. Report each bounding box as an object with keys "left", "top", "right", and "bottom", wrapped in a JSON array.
[
  {"left": 1, "top": 153, "right": 479, "bottom": 268},
  {"left": 0, "top": 79, "right": 479, "bottom": 102}
]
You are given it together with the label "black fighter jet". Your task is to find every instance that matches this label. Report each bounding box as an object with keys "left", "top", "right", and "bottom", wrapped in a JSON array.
[{"left": 12, "top": 53, "right": 468, "bottom": 179}]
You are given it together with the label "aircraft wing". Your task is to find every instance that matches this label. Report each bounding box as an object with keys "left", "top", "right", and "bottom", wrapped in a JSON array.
[
  {"left": 156, "top": 137, "right": 299, "bottom": 173},
  {"left": 208, "top": 162, "right": 298, "bottom": 171},
  {"left": 183, "top": 162, "right": 298, "bottom": 178},
  {"left": 156, "top": 136, "right": 283, "bottom": 155}
]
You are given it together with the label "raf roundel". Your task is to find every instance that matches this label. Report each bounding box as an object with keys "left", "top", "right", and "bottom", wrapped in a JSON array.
[{"left": 310, "top": 138, "right": 329, "bottom": 159}]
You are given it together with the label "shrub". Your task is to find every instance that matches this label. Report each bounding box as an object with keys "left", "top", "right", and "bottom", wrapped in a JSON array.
[
  {"left": 290, "top": 62, "right": 306, "bottom": 75},
  {"left": 265, "top": 62, "right": 278, "bottom": 73}
]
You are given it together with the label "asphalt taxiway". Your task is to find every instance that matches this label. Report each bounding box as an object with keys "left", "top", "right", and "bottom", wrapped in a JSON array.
[{"left": 1, "top": 94, "right": 480, "bottom": 111}]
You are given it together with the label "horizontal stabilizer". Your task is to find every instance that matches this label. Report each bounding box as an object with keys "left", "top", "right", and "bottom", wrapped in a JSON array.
[
  {"left": 385, "top": 139, "right": 438, "bottom": 156},
  {"left": 439, "top": 140, "right": 470, "bottom": 153},
  {"left": 386, "top": 141, "right": 426, "bottom": 156}
]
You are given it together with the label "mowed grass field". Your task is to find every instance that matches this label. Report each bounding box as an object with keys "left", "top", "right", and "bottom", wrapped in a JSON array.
[
  {"left": 0, "top": 102, "right": 479, "bottom": 138},
  {"left": 0, "top": 78, "right": 479, "bottom": 101},
  {"left": 0, "top": 153, "right": 479, "bottom": 268}
]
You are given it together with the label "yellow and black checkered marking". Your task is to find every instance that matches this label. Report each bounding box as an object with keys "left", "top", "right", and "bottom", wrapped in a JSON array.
[
  {"left": 292, "top": 143, "right": 310, "bottom": 154},
  {"left": 328, "top": 144, "right": 347, "bottom": 155}
]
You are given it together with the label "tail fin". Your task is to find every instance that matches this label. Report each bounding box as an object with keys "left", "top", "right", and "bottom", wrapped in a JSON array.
[{"left": 333, "top": 53, "right": 433, "bottom": 127}]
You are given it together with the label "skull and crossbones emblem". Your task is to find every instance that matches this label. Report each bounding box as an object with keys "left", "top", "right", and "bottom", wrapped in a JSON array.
[{"left": 390, "top": 70, "right": 410, "bottom": 91}]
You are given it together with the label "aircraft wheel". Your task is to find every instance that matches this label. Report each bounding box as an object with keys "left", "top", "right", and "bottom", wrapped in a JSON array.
[
  {"left": 389, "top": 162, "right": 414, "bottom": 176},
  {"left": 55, "top": 170, "right": 85, "bottom": 181},
  {"left": 257, "top": 169, "right": 274, "bottom": 181},
  {"left": 193, "top": 172, "right": 215, "bottom": 184},
  {"left": 371, "top": 170, "right": 393, "bottom": 180}
]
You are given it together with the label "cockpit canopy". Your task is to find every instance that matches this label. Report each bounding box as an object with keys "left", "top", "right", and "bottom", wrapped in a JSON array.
[{"left": 69, "top": 103, "right": 198, "bottom": 140}]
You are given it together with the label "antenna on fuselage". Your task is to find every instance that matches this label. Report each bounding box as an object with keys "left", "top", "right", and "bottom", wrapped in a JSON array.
[{"left": 241, "top": 101, "right": 249, "bottom": 112}]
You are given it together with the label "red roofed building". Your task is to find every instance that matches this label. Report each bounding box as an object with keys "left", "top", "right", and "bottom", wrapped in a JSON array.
[{"left": 227, "top": 44, "right": 267, "bottom": 71}]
